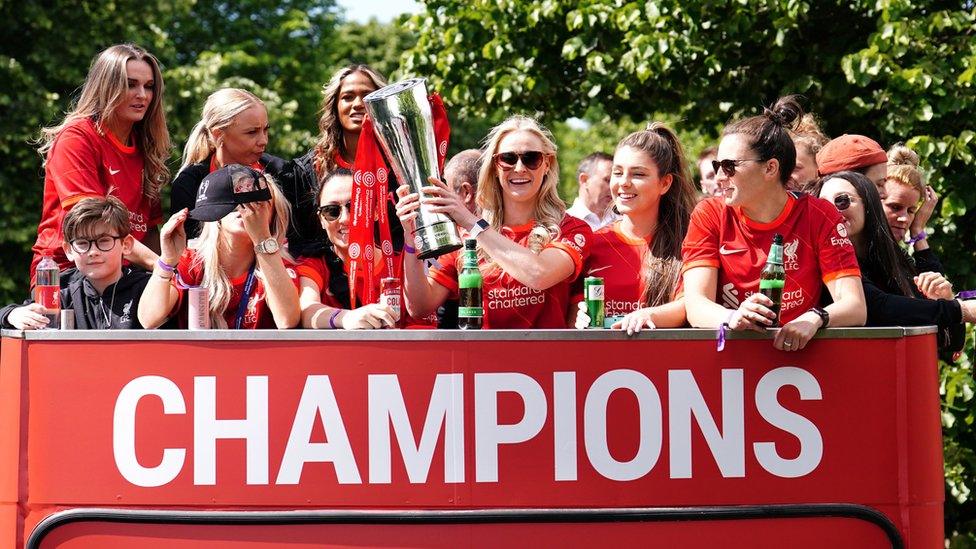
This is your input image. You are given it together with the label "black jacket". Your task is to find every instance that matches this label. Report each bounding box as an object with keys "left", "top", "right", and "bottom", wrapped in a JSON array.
[
  {"left": 0, "top": 267, "right": 154, "bottom": 330},
  {"left": 862, "top": 274, "right": 965, "bottom": 361}
]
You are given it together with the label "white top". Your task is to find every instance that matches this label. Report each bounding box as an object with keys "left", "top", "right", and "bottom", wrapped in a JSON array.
[{"left": 566, "top": 197, "right": 619, "bottom": 232}]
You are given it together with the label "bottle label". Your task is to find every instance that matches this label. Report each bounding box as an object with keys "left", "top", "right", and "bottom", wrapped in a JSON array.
[
  {"left": 458, "top": 307, "right": 483, "bottom": 318},
  {"left": 586, "top": 284, "right": 605, "bottom": 300},
  {"left": 383, "top": 293, "right": 401, "bottom": 319},
  {"left": 759, "top": 279, "right": 785, "bottom": 290},
  {"left": 36, "top": 285, "right": 60, "bottom": 312}
]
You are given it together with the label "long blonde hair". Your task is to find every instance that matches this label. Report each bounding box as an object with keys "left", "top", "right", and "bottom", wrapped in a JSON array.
[
  {"left": 476, "top": 115, "right": 564, "bottom": 248},
  {"left": 180, "top": 88, "right": 265, "bottom": 171},
  {"left": 312, "top": 64, "right": 387, "bottom": 180},
  {"left": 615, "top": 122, "right": 697, "bottom": 307},
  {"left": 190, "top": 174, "right": 292, "bottom": 328},
  {"left": 38, "top": 44, "right": 170, "bottom": 204}
]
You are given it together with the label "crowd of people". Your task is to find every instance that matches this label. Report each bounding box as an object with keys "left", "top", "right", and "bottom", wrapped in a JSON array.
[{"left": 1, "top": 43, "right": 973, "bottom": 359}]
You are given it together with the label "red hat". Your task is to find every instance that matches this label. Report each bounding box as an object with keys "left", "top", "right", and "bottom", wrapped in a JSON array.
[{"left": 816, "top": 134, "right": 887, "bottom": 176}]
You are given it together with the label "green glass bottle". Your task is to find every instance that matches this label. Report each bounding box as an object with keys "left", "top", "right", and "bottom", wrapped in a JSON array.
[
  {"left": 458, "top": 238, "right": 483, "bottom": 329},
  {"left": 760, "top": 233, "right": 786, "bottom": 326}
]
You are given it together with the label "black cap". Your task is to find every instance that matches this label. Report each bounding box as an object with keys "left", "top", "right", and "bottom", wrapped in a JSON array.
[{"left": 189, "top": 164, "right": 272, "bottom": 222}]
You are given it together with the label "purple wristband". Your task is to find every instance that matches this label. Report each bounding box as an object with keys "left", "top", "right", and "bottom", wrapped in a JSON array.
[
  {"left": 907, "top": 231, "right": 926, "bottom": 244},
  {"left": 403, "top": 244, "right": 416, "bottom": 255},
  {"left": 329, "top": 309, "right": 342, "bottom": 329},
  {"left": 717, "top": 310, "right": 737, "bottom": 352},
  {"left": 156, "top": 258, "right": 176, "bottom": 272},
  {"left": 957, "top": 290, "right": 976, "bottom": 300}
]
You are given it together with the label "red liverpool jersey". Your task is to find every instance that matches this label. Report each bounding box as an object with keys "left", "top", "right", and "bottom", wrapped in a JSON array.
[
  {"left": 296, "top": 253, "right": 438, "bottom": 328},
  {"left": 571, "top": 221, "right": 649, "bottom": 318},
  {"left": 174, "top": 249, "right": 301, "bottom": 329},
  {"left": 32, "top": 117, "right": 161, "bottom": 278},
  {"left": 682, "top": 194, "right": 860, "bottom": 324},
  {"left": 430, "top": 214, "right": 592, "bottom": 329}
]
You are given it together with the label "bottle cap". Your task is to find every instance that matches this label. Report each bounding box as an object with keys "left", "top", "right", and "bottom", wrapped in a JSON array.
[{"left": 464, "top": 238, "right": 477, "bottom": 250}]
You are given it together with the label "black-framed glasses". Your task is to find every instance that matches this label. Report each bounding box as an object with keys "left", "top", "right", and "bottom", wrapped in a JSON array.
[
  {"left": 711, "top": 158, "right": 762, "bottom": 177},
  {"left": 833, "top": 193, "right": 854, "bottom": 211},
  {"left": 69, "top": 235, "right": 122, "bottom": 254},
  {"left": 317, "top": 201, "right": 352, "bottom": 222},
  {"left": 494, "top": 151, "right": 546, "bottom": 170}
]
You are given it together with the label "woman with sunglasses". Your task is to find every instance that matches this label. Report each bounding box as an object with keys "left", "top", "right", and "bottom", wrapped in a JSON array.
[
  {"left": 572, "top": 122, "right": 698, "bottom": 334},
  {"left": 295, "top": 169, "right": 399, "bottom": 329},
  {"left": 139, "top": 165, "right": 301, "bottom": 330},
  {"left": 816, "top": 171, "right": 970, "bottom": 359},
  {"left": 396, "top": 115, "right": 591, "bottom": 328},
  {"left": 682, "top": 95, "right": 866, "bottom": 352}
]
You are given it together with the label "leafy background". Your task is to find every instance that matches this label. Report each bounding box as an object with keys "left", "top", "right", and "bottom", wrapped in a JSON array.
[{"left": 1, "top": 0, "right": 974, "bottom": 543}]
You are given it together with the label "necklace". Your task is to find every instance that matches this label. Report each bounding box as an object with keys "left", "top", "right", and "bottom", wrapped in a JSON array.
[{"left": 98, "top": 283, "right": 119, "bottom": 329}]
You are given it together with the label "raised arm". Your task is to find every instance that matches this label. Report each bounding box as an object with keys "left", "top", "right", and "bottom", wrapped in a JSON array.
[{"left": 138, "top": 210, "right": 186, "bottom": 329}]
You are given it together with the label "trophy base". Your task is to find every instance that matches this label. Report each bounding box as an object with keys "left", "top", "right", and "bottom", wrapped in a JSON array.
[{"left": 414, "top": 221, "right": 463, "bottom": 260}]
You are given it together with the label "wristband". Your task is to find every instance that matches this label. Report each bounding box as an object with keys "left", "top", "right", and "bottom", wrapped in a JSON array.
[
  {"left": 717, "top": 310, "right": 737, "bottom": 352},
  {"left": 402, "top": 244, "right": 416, "bottom": 255},
  {"left": 329, "top": 309, "right": 342, "bottom": 329},
  {"left": 907, "top": 231, "right": 926, "bottom": 244},
  {"left": 156, "top": 258, "right": 177, "bottom": 272},
  {"left": 957, "top": 290, "right": 976, "bottom": 300}
]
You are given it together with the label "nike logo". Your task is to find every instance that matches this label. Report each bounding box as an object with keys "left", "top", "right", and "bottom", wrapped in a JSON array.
[
  {"left": 719, "top": 245, "right": 746, "bottom": 255},
  {"left": 109, "top": 168, "right": 121, "bottom": 175}
]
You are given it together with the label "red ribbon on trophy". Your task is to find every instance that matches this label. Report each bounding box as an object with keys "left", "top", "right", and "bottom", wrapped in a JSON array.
[{"left": 350, "top": 94, "right": 451, "bottom": 307}]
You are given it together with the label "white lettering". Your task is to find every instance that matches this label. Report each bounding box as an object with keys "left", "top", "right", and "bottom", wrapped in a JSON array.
[
  {"left": 553, "top": 372, "right": 577, "bottom": 481},
  {"left": 474, "top": 373, "right": 547, "bottom": 482},
  {"left": 194, "top": 376, "right": 269, "bottom": 485},
  {"left": 276, "top": 375, "right": 361, "bottom": 484},
  {"left": 753, "top": 367, "right": 823, "bottom": 478},
  {"left": 668, "top": 369, "right": 745, "bottom": 478},
  {"left": 113, "top": 376, "right": 186, "bottom": 487},
  {"left": 368, "top": 374, "right": 464, "bottom": 484},
  {"left": 584, "top": 369, "right": 662, "bottom": 481}
]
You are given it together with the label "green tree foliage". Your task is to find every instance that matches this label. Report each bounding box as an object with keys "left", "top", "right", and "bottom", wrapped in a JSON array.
[{"left": 403, "top": 0, "right": 976, "bottom": 541}]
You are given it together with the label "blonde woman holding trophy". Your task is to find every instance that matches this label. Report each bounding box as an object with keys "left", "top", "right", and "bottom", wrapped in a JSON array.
[{"left": 396, "top": 115, "right": 592, "bottom": 329}]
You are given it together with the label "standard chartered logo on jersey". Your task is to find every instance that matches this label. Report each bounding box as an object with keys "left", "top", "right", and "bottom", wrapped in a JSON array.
[{"left": 486, "top": 285, "right": 545, "bottom": 310}]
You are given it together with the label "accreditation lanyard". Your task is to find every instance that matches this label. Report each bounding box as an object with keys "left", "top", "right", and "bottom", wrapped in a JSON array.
[{"left": 234, "top": 264, "right": 258, "bottom": 329}]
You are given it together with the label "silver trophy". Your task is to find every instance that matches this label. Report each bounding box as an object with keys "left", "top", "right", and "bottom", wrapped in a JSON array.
[{"left": 364, "top": 78, "right": 462, "bottom": 260}]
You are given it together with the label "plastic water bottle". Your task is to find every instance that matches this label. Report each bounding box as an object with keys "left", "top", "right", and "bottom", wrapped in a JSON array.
[{"left": 35, "top": 255, "right": 61, "bottom": 329}]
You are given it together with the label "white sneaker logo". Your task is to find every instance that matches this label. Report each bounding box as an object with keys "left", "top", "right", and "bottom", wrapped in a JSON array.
[
  {"left": 719, "top": 245, "right": 746, "bottom": 255},
  {"left": 109, "top": 167, "right": 121, "bottom": 175}
]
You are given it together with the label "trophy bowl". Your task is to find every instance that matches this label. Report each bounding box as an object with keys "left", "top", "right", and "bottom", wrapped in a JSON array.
[{"left": 364, "top": 78, "right": 462, "bottom": 260}]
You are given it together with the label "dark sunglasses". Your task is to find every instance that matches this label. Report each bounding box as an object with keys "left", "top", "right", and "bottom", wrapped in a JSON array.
[
  {"left": 494, "top": 151, "right": 546, "bottom": 170},
  {"left": 711, "top": 158, "right": 762, "bottom": 177},
  {"left": 317, "top": 201, "right": 351, "bottom": 222},
  {"left": 833, "top": 193, "right": 854, "bottom": 211},
  {"left": 69, "top": 235, "right": 122, "bottom": 254}
]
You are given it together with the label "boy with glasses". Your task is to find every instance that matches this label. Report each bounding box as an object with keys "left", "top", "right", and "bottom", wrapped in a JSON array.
[{"left": 1, "top": 197, "right": 155, "bottom": 329}]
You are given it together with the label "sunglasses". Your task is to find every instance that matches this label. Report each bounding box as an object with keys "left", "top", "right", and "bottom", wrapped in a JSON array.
[
  {"left": 69, "top": 235, "right": 122, "bottom": 254},
  {"left": 317, "top": 201, "right": 351, "bottom": 222},
  {"left": 833, "top": 193, "right": 854, "bottom": 211},
  {"left": 494, "top": 151, "right": 546, "bottom": 170},
  {"left": 711, "top": 158, "right": 762, "bottom": 177}
]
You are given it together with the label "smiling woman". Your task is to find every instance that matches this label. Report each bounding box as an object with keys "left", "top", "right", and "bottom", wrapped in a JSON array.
[
  {"left": 681, "top": 95, "right": 867, "bottom": 352},
  {"left": 396, "top": 115, "right": 593, "bottom": 329},
  {"left": 31, "top": 44, "right": 171, "bottom": 282}
]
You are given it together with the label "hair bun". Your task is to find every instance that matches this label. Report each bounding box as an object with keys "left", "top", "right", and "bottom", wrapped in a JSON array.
[
  {"left": 887, "top": 143, "right": 919, "bottom": 167},
  {"left": 765, "top": 95, "right": 804, "bottom": 129}
]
